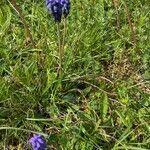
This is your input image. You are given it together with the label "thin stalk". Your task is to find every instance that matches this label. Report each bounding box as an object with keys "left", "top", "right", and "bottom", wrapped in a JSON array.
[
  {"left": 112, "top": 0, "right": 120, "bottom": 30},
  {"left": 9, "top": 0, "right": 35, "bottom": 47},
  {"left": 56, "top": 22, "right": 62, "bottom": 77},
  {"left": 62, "top": 18, "right": 67, "bottom": 57},
  {"left": 124, "top": 0, "right": 136, "bottom": 46}
]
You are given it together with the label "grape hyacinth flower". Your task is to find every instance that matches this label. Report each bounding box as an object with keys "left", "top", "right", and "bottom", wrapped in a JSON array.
[
  {"left": 45, "top": 0, "right": 70, "bottom": 81},
  {"left": 29, "top": 134, "right": 47, "bottom": 150},
  {"left": 46, "top": 0, "right": 70, "bottom": 22}
]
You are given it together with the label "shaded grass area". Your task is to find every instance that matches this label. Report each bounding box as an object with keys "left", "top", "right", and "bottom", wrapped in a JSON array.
[{"left": 0, "top": 0, "right": 150, "bottom": 149}]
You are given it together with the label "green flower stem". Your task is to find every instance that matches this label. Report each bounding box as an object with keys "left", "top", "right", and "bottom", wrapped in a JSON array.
[
  {"left": 62, "top": 18, "right": 67, "bottom": 58},
  {"left": 57, "top": 22, "right": 62, "bottom": 78}
]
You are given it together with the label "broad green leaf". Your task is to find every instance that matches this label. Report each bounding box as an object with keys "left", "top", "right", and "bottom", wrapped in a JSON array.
[{"left": 99, "top": 93, "right": 109, "bottom": 121}]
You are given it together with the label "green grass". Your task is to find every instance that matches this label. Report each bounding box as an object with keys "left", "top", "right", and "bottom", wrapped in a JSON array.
[{"left": 0, "top": 0, "right": 150, "bottom": 149}]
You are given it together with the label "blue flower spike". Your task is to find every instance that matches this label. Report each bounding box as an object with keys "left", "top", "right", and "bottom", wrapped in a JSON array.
[
  {"left": 46, "top": 0, "right": 70, "bottom": 22},
  {"left": 29, "top": 134, "right": 47, "bottom": 150}
]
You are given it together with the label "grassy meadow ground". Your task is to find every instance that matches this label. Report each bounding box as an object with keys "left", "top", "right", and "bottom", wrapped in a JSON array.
[{"left": 0, "top": 0, "right": 150, "bottom": 149}]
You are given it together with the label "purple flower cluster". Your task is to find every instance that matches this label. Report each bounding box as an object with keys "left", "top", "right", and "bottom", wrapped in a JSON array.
[
  {"left": 46, "top": 0, "right": 70, "bottom": 22},
  {"left": 29, "top": 134, "right": 47, "bottom": 150}
]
